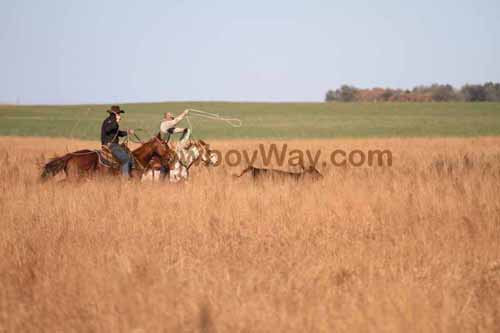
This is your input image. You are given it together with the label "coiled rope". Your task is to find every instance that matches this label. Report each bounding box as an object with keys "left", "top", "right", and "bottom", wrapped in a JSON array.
[{"left": 185, "top": 109, "right": 242, "bottom": 130}]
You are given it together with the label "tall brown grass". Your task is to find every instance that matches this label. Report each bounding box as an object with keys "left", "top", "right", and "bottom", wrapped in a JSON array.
[{"left": 1, "top": 136, "right": 499, "bottom": 332}]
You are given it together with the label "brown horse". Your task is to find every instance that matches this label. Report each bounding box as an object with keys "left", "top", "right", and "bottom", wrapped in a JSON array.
[{"left": 41, "top": 134, "right": 175, "bottom": 181}]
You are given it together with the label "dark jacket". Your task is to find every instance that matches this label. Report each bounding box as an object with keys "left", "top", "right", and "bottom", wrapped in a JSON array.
[{"left": 101, "top": 114, "right": 127, "bottom": 145}]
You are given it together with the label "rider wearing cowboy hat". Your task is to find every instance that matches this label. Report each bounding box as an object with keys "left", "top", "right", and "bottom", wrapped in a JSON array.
[{"left": 101, "top": 105, "right": 134, "bottom": 177}]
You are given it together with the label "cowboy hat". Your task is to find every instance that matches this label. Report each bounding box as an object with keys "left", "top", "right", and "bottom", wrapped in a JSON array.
[{"left": 107, "top": 105, "right": 125, "bottom": 114}]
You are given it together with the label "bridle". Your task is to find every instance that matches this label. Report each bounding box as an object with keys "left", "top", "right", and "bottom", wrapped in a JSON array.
[
  {"left": 155, "top": 136, "right": 177, "bottom": 168},
  {"left": 175, "top": 140, "right": 212, "bottom": 170},
  {"left": 134, "top": 137, "right": 175, "bottom": 173}
]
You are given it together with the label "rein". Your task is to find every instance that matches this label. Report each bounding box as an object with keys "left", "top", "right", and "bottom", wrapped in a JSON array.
[
  {"left": 129, "top": 128, "right": 146, "bottom": 144},
  {"left": 132, "top": 138, "right": 159, "bottom": 171},
  {"left": 132, "top": 153, "right": 146, "bottom": 171},
  {"left": 176, "top": 141, "right": 205, "bottom": 171},
  {"left": 128, "top": 132, "right": 158, "bottom": 171}
]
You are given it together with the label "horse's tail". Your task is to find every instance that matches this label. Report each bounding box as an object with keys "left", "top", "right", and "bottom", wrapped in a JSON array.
[
  {"left": 40, "top": 154, "right": 72, "bottom": 180},
  {"left": 233, "top": 165, "right": 253, "bottom": 178}
]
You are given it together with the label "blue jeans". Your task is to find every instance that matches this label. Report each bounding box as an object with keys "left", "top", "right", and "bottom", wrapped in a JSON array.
[{"left": 109, "top": 143, "right": 132, "bottom": 177}]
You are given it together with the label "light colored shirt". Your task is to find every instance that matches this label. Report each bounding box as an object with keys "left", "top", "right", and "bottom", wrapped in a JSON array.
[{"left": 160, "top": 111, "right": 188, "bottom": 134}]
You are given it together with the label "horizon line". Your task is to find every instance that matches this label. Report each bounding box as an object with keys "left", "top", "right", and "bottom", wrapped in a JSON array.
[{"left": 1, "top": 100, "right": 328, "bottom": 107}]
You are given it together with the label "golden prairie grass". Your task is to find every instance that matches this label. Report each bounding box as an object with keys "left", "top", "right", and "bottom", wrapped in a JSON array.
[{"left": 0, "top": 136, "right": 499, "bottom": 332}]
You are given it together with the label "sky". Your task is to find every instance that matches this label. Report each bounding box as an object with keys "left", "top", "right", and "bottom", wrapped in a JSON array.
[{"left": 0, "top": 0, "right": 499, "bottom": 104}]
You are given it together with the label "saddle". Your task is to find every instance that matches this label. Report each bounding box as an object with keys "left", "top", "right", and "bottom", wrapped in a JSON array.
[{"left": 97, "top": 144, "right": 133, "bottom": 169}]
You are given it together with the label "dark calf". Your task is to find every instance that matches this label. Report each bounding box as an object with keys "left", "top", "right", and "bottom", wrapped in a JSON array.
[{"left": 234, "top": 165, "right": 323, "bottom": 181}]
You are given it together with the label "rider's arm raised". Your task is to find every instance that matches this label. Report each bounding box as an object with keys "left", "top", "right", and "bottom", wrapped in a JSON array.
[
  {"left": 160, "top": 110, "right": 189, "bottom": 133},
  {"left": 175, "top": 109, "right": 189, "bottom": 123}
]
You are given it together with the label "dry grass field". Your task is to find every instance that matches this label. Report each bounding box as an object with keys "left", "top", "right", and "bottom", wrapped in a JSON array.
[{"left": 1, "top": 136, "right": 500, "bottom": 332}]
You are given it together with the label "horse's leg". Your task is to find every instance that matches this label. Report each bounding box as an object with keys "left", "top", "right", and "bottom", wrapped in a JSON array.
[
  {"left": 129, "top": 168, "right": 142, "bottom": 181},
  {"left": 180, "top": 166, "right": 189, "bottom": 181},
  {"left": 169, "top": 162, "right": 181, "bottom": 183},
  {"left": 154, "top": 169, "right": 162, "bottom": 182},
  {"left": 141, "top": 169, "right": 154, "bottom": 182}
]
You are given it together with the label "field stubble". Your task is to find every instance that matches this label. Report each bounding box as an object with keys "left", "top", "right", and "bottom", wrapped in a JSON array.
[{"left": 0, "top": 136, "right": 499, "bottom": 332}]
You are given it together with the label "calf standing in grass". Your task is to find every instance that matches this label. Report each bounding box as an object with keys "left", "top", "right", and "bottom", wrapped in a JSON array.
[{"left": 234, "top": 165, "right": 323, "bottom": 181}]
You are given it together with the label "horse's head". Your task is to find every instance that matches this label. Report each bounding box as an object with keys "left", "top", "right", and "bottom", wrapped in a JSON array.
[
  {"left": 192, "top": 139, "right": 218, "bottom": 167},
  {"left": 152, "top": 133, "right": 177, "bottom": 168}
]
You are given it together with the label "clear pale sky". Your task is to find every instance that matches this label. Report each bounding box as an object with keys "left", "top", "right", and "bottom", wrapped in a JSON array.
[{"left": 1, "top": 0, "right": 499, "bottom": 104}]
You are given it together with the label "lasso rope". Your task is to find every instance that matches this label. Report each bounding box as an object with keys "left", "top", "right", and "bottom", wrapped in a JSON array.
[{"left": 185, "top": 109, "right": 242, "bottom": 129}]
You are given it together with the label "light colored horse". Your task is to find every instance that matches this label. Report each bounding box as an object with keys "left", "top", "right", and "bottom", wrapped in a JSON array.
[{"left": 169, "top": 139, "right": 218, "bottom": 182}]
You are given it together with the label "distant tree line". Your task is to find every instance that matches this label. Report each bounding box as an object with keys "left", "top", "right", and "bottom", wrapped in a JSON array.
[{"left": 325, "top": 82, "right": 500, "bottom": 102}]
